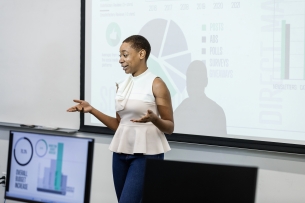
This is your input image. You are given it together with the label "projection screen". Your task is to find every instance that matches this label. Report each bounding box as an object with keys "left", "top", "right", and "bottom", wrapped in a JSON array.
[{"left": 81, "top": 0, "right": 305, "bottom": 152}]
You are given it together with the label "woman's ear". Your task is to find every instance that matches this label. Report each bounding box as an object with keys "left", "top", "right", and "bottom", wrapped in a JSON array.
[{"left": 139, "top": 49, "right": 146, "bottom": 60}]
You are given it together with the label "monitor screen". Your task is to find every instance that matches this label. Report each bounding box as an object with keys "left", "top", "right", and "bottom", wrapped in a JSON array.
[{"left": 5, "top": 131, "right": 94, "bottom": 203}]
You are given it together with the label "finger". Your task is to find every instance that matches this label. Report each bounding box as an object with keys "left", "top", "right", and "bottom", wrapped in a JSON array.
[
  {"left": 131, "top": 119, "right": 142, "bottom": 122},
  {"left": 132, "top": 120, "right": 145, "bottom": 123},
  {"left": 67, "top": 107, "right": 77, "bottom": 112},
  {"left": 131, "top": 116, "right": 149, "bottom": 123},
  {"left": 73, "top": 99, "right": 83, "bottom": 104}
]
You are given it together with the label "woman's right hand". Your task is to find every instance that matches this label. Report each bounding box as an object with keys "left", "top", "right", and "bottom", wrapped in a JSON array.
[{"left": 66, "top": 99, "right": 93, "bottom": 113}]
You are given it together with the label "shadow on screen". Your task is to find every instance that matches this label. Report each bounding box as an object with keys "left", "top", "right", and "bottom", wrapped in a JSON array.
[
  {"left": 174, "top": 60, "right": 227, "bottom": 137},
  {"left": 143, "top": 159, "right": 258, "bottom": 203}
]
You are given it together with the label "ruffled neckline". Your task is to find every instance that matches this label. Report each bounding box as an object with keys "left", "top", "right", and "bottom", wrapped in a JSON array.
[{"left": 115, "top": 68, "right": 150, "bottom": 111}]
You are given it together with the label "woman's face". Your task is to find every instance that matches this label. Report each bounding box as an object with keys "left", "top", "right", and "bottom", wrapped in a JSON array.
[{"left": 119, "top": 42, "right": 143, "bottom": 76}]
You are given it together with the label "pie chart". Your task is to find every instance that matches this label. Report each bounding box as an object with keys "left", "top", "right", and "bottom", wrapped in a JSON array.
[
  {"left": 139, "top": 19, "right": 191, "bottom": 97},
  {"left": 14, "top": 137, "right": 33, "bottom": 166},
  {"left": 35, "top": 139, "right": 48, "bottom": 157}
]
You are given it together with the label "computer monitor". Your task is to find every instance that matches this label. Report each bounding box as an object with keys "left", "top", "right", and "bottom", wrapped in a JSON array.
[
  {"left": 143, "top": 159, "right": 258, "bottom": 203},
  {"left": 5, "top": 130, "right": 94, "bottom": 203}
]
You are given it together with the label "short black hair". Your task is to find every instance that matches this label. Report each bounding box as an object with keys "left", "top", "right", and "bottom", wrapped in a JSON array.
[{"left": 123, "top": 35, "right": 151, "bottom": 61}]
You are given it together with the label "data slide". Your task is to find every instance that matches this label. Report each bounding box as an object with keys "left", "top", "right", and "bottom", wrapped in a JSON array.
[
  {"left": 84, "top": 0, "right": 305, "bottom": 144},
  {"left": 5, "top": 131, "right": 93, "bottom": 203}
]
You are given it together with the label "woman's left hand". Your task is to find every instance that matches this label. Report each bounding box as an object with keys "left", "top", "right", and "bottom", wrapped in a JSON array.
[{"left": 131, "top": 110, "right": 158, "bottom": 123}]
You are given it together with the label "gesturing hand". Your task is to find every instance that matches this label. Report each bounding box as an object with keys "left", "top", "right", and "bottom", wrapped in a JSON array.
[
  {"left": 131, "top": 110, "right": 158, "bottom": 123},
  {"left": 66, "top": 99, "right": 93, "bottom": 113}
]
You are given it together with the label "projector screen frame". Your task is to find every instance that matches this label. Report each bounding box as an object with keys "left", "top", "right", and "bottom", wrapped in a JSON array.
[{"left": 79, "top": 0, "right": 305, "bottom": 155}]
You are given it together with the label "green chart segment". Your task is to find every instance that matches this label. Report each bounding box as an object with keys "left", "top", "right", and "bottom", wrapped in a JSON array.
[{"left": 55, "top": 143, "right": 64, "bottom": 191}]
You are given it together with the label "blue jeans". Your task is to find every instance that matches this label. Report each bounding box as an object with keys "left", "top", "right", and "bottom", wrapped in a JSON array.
[{"left": 112, "top": 152, "right": 164, "bottom": 203}]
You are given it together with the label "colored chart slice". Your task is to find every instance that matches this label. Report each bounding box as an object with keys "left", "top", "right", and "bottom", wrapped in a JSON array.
[
  {"left": 163, "top": 65, "right": 186, "bottom": 92},
  {"left": 147, "top": 58, "right": 176, "bottom": 96},
  {"left": 162, "top": 20, "right": 188, "bottom": 57},
  {"left": 139, "top": 19, "right": 191, "bottom": 96},
  {"left": 165, "top": 53, "right": 191, "bottom": 75}
]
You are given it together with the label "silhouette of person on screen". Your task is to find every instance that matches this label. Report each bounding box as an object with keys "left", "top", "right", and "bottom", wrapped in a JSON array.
[{"left": 174, "top": 60, "right": 227, "bottom": 137}]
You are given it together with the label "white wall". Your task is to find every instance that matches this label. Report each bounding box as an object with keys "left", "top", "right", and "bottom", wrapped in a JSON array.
[
  {"left": 0, "top": 0, "right": 80, "bottom": 129},
  {"left": 1, "top": 126, "right": 305, "bottom": 203}
]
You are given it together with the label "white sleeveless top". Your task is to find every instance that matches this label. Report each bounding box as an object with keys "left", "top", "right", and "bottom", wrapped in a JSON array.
[{"left": 109, "top": 69, "right": 171, "bottom": 155}]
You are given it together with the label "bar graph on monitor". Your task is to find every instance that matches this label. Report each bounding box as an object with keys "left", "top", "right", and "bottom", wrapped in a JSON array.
[{"left": 36, "top": 142, "right": 74, "bottom": 196}]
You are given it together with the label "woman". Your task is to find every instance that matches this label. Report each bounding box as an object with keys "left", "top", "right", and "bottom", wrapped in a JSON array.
[{"left": 67, "top": 35, "right": 174, "bottom": 203}]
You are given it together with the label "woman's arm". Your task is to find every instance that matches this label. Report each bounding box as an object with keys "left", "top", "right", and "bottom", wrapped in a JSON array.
[
  {"left": 67, "top": 99, "right": 120, "bottom": 131},
  {"left": 130, "top": 78, "right": 174, "bottom": 134}
]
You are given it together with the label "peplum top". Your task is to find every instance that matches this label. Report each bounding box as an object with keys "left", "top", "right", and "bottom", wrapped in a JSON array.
[{"left": 108, "top": 69, "right": 171, "bottom": 155}]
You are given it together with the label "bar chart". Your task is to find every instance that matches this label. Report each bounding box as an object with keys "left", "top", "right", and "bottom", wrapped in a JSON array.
[
  {"left": 37, "top": 143, "right": 70, "bottom": 195},
  {"left": 274, "top": 0, "right": 305, "bottom": 80}
]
